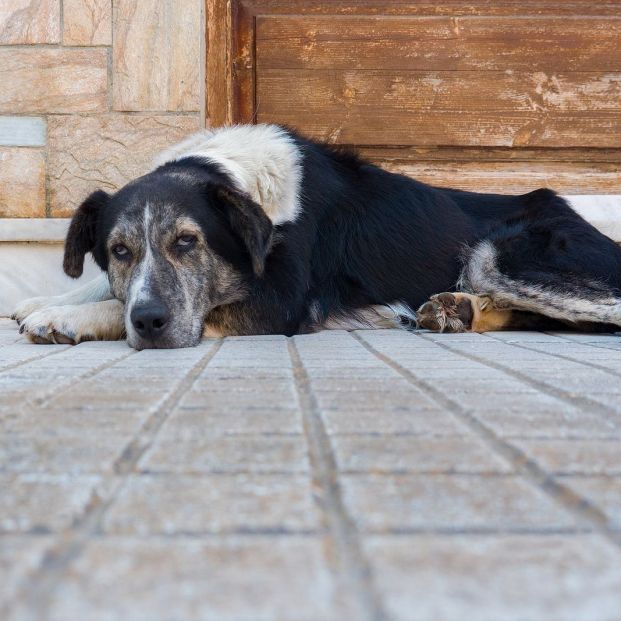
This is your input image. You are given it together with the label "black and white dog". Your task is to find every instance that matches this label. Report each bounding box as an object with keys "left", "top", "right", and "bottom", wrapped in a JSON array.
[{"left": 13, "top": 124, "right": 621, "bottom": 349}]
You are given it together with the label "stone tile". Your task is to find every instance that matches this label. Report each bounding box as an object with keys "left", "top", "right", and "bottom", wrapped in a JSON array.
[
  {"left": 0, "top": 343, "right": 62, "bottom": 372},
  {"left": 172, "top": 407, "right": 303, "bottom": 434},
  {"left": 0, "top": 148, "right": 45, "bottom": 217},
  {"left": 46, "top": 537, "right": 337, "bottom": 620},
  {"left": 0, "top": 48, "right": 107, "bottom": 114},
  {"left": 0, "top": 116, "right": 46, "bottom": 147},
  {"left": 563, "top": 477, "right": 621, "bottom": 530},
  {"left": 113, "top": 0, "right": 200, "bottom": 111},
  {"left": 0, "top": 429, "right": 128, "bottom": 474},
  {"left": 314, "top": 389, "right": 439, "bottom": 413},
  {"left": 47, "top": 113, "right": 201, "bottom": 216},
  {"left": 367, "top": 534, "right": 621, "bottom": 621},
  {"left": 140, "top": 431, "right": 309, "bottom": 474},
  {"left": 513, "top": 439, "right": 621, "bottom": 475},
  {"left": 0, "top": 473, "right": 101, "bottom": 533},
  {"left": 342, "top": 474, "right": 578, "bottom": 532},
  {"left": 475, "top": 407, "right": 621, "bottom": 440},
  {"left": 103, "top": 473, "right": 317, "bottom": 534},
  {"left": 0, "top": 536, "right": 52, "bottom": 605},
  {"left": 332, "top": 435, "right": 512, "bottom": 474},
  {"left": 322, "top": 408, "right": 465, "bottom": 436},
  {"left": 63, "top": 0, "right": 111, "bottom": 45},
  {"left": 2, "top": 406, "right": 147, "bottom": 438},
  {"left": 0, "top": 0, "right": 60, "bottom": 44},
  {"left": 179, "top": 388, "right": 296, "bottom": 411}
]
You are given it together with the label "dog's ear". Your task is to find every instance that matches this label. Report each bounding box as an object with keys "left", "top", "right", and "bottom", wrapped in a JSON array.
[
  {"left": 63, "top": 190, "right": 109, "bottom": 278},
  {"left": 214, "top": 186, "right": 273, "bottom": 276}
]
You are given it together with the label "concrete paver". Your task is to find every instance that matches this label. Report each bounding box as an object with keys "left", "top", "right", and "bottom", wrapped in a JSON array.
[{"left": 1, "top": 318, "right": 621, "bottom": 620}]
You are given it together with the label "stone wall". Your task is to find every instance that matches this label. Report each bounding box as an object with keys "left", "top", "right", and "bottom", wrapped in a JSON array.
[{"left": 0, "top": 0, "right": 203, "bottom": 218}]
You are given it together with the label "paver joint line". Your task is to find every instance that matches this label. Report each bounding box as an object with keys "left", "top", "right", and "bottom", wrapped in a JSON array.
[
  {"left": 4, "top": 339, "right": 224, "bottom": 621},
  {"left": 484, "top": 331, "right": 621, "bottom": 382},
  {"left": 421, "top": 332, "right": 619, "bottom": 421},
  {"left": 288, "top": 337, "right": 387, "bottom": 621},
  {"left": 352, "top": 331, "right": 621, "bottom": 548}
]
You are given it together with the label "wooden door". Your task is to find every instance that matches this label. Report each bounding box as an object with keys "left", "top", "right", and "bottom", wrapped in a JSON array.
[{"left": 206, "top": 1, "right": 621, "bottom": 194}]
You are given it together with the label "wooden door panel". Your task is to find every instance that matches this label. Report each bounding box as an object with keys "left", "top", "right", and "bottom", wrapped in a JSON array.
[
  {"left": 257, "top": 17, "right": 621, "bottom": 72},
  {"left": 206, "top": 0, "right": 621, "bottom": 193}
]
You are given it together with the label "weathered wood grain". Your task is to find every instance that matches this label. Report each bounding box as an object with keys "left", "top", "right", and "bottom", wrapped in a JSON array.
[
  {"left": 208, "top": 0, "right": 621, "bottom": 194},
  {"left": 257, "top": 70, "right": 621, "bottom": 147},
  {"left": 257, "top": 16, "right": 621, "bottom": 72},
  {"left": 375, "top": 160, "right": 621, "bottom": 194},
  {"left": 240, "top": 1, "right": 621, "bottom": 17},
  {"left": 206, "top": 0, "right": 233, "bottom": 125}
]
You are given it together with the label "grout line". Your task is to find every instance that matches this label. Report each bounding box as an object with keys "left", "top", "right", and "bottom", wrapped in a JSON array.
[
  {"left": 4, "top": 340, "right": 223, "bottom": 621},
  {"left": 546, "top": 331, "right": 621, "bottom": 354},
  {"left": 20, "top": 348, "right": 137, "bottom": 414},
  {"left": 0, "top": 344, "right": 71, "bottom": 375},
  {"left": 288, "top": 338, "right": 386, "bottom": 621},
  {"left": 420, "top": 333, "right": 621, "bottom": 419},
  {"left": 484, "top": 332, "right": 621, "bottom": 380},
  {"left": 352, "top": 331, "right": 621, "bottom": 549}
]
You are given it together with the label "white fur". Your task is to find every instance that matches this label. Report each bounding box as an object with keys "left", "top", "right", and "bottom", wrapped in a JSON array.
[
  {"left": 20, "top": 299, "right": 125, "bottom": 344},
  {"left": 153, "top": 124, "right": 303, "bottom": 225},
  {"left": 319, "top": 303, "right": 415, "bottom": 331},
  {"left": 12, "top": 273, "right": 112, "bottom": 323},
  {"left": 463, "top": 240, "right": 621, "bottom": 325},
  {"left": 124, "top": 203, "right": 156, "bottom": 344}
]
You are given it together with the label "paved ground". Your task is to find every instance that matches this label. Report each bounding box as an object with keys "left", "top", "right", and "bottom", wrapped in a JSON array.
[{"left": 1, "top": 317, "right": 621, "bottom": 620}]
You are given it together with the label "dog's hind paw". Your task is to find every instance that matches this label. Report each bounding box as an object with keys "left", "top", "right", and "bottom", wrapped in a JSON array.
[
  {"left": 416, "top": 292, "right": 513, "bottom": 333},
  {"left": 416, "top": 292, "right": 475, "bottom": 333}
]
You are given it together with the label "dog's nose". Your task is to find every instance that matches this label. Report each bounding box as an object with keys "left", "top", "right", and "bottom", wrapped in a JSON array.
[{"left": 130, "top": 303, "right": 170, "bottom": 340}]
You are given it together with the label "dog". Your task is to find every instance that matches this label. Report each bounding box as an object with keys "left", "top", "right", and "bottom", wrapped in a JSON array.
[{"left": 12, "top": 124, "right": 621, "bottom": 349}]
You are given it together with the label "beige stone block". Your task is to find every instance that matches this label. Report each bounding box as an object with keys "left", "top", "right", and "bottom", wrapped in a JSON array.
[
  {"left": 63, "top": 0, "right": 111, "bottom": 45},
  {"left": 0, "top": 148, "right": 45, "bottom": 217},
  {"left": 46, "top": 537, "right": 337, "bottom": 620},
  {"left": 47, "top": 114, "right": 201, "bottom": 216},
  {"left": 140, "top": 429, "right": 309, "bottom": 474},
  {"left": 0, "top": 430, "right": 128, "bottom": 474},
  {"left": 332, "top": 435, "right": 513, "bottom": 474},
  {"left": 342, "top": 474, "right": 578, "bottom": 532},
  {"left": 0, "top": 474, "right": 101, "bottom": 533},
  {"left": 513, "top": 439, "right": 621, "bottom": 475},
  {"left": 365, "top": 535, "right": 621, "bottom": 621},
  {"left": 0, "top": 49, "right": 107, "bottom": 114},
  {"left": 103, "top": 473, "right": 318, "bottom": 534},
  {"left": 0, "top": 0, "right": 60, "bottom": 44},
  {"left": 113, "top": 0, "right": 200, "bottom": 111}
]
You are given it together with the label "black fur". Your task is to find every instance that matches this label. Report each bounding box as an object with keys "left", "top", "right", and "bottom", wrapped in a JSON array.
[
  {"left": 63, "top": 189, "right": 110, "bottom": 278},
  {"left": 65, "top": 127, "right": 621, "bottom": 336}
]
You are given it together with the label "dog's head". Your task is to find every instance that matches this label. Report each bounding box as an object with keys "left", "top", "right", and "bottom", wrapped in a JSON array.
[{"left": 63, "top": 161, "right": 273, "bottom": 349}]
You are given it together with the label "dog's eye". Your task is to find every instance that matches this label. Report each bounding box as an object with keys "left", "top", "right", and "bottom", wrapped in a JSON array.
[
  {"left": 176, "top": 235, "right": 197, "bottom": 248},
  {"left": 112, "top": 244, "right": 130, "bottom": 259}
]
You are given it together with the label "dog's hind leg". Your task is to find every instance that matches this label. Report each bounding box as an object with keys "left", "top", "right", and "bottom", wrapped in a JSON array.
[
  {"left": 12, "top": 273, "right": 111, "bottom": 324},
  {"left": 417, "top": 240, "right": 621, "bottom": 333}
]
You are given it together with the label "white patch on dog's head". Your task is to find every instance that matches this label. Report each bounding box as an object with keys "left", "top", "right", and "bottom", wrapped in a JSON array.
[{"left": 153, "top": 124, "right": 303, "bottom": 226}]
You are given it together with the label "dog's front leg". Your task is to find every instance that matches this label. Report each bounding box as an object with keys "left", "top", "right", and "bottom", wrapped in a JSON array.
[
  {"left": 12, "top": 273, "right": 112, "bottom": 324},
  {"left": 19, "top": 299, "right": 125, "bottom": 345}
]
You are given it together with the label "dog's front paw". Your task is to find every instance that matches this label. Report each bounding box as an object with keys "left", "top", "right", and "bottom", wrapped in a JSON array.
[
  {"left": 11, "top": 296, "right": 55, "bottom": 324},
  {"left": 19, "top": 306, "right": 93, "bottom": 345}
]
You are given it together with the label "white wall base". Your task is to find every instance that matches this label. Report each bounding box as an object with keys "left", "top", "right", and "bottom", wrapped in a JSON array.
[
  {"left": 0, "top": 243, "right": 102, "bottom": 316},
  {"left": 1, "top": 195, "right": 620, "bottom": 317}
]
